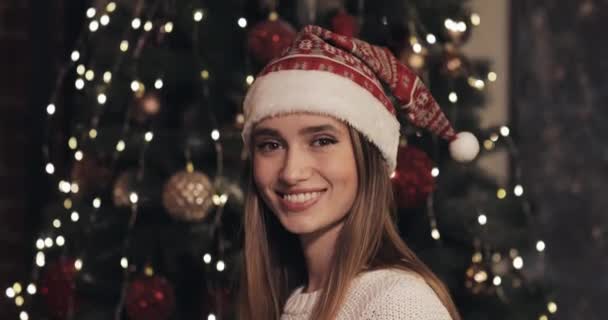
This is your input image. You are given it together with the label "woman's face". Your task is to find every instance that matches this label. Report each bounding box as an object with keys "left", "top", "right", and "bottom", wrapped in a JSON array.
[{"left": 252, "top": 113, "right": 358, "bottom": 236}]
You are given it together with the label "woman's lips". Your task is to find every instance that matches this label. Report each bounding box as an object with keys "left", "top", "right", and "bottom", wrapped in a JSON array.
[{"left": 277, "top": 190, "right": 326, "bottom": 212}]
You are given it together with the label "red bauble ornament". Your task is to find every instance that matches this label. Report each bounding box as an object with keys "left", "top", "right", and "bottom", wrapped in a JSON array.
[
  {"left": 39, "top": 257, "right": 79, "bottom": 319},
  {"left": 247, "top": 16, "right": 296, "bottom": 64},
  {"left": 331, "top": 9, "right": 358, "bottom": 37},
  {"left": 391, "top": 145, "right": 435, "bottom": 208},
  {"left": 126, "top": 275, "right": 176, "bottom": 320}
]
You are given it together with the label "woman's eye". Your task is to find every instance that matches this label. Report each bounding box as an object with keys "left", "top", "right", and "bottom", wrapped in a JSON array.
[
  {"left": 256, "top": 141, "right": 281, "bottom": 152},
  {"left": 312, "top": 137, "right": 337, "bottom": 147}
]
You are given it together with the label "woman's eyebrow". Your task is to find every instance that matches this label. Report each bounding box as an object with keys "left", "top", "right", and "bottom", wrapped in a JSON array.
[
  {"left": 251, "top": 127, "right": 280, "bottom": 139},
  {"left": 297, "top": 124, "right": 341, "bottom": 135}
]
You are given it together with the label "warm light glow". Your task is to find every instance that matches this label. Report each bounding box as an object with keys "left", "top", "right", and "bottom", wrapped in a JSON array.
[
  {"left": 130, "top": 80, "right": 141, "bottom": 92},
  {"left": 120, "top": 40, "right": 129, "bottom": 52},
  {"left": 5, "top": 287, "right": 15, "bottom": 298},
  {"left": 211, "top": 129, "right": 220, "bottom": 141},
  {"left": 86, "top": 8, "right": 96, "bottom": 18},
  {"left": 449, "top": 92, "right": 458, "bottom": 103},
  {"left": 547, "top": 301, "right": 557, "bottom": 314},
  {"left": 145, "top": 266, "right": 154, "bottom": 276},
  {"left": 99, "top": 14, "right": 110, "bottom": 26},
  {"left": 71, "top": 211, "right": 80, "bottom": 222},
  {"left": 488, "top": 72, "right": 498, "bottom": 82},
  {"left": 74, "top": 150, "right": 84, "bottom": 161},
  {"left": 121, "top": 257, "right": 129, "bottom": 269},
  {"left": 269, "top": 11, "right": 279, "bottom": 21},
  {"left": 44, "top": 237, "right": 53, "bottom": 248},
  {"left": 431, "top": 167, "right": 440, "bottom": 177},
  {"left": 59, "top": 180, "right": 71, "bottom": 193},
  {"left": 412, "top": 43, "right": 422, "bottom": 53},
  {"left": 473, "top": 270, "right": 488, "bottom": 283},
  {"left": 68, "top": 136, "right": 78, "bottom": 149},
  {"left": 246, "top": 75, "right": 255, "bottom": 85},
  {"left": 497, "top": 188, "right": 507, "bottom": 199},
  {"left": 154, "top": 78, "right": 163, "bottom": 89},
  {"left": 201, "top": 69, "right": 210, "bottom": 79},
  {"left": 75, "top": 258, "right": 83, "bottom": 270},
  {"left": 431, "top": 228, "right": 441, "bottom": 240},
  {"left": 163, "top": 22, "right": 174, "bottom": 33},
  {"left": 71, "top": 182, "right": 79, "bottom": 193},
  {"left": 478, "top": 214, "right": 487, "bottom": 225},
  {"left": 26, "top": 284, "right": 36, "bottom": 295},
  {"left": 75, "top": 78, "right": 85, "bottom": 90},
  {"left": 97, "top": 93, "right": 107, "bottom": 104},
  {"left": 85, "top": 69, "right": 95, "bottom": 81},
  {"left": 45, "top": 163, "right": 55, "bottom": 174},
  {"left": 106, "top": 2, "right": 116, "bottom": 12},
  {"left": 64, "top": 198, "right": 72, "bottom": 209},
  {"left": 203, "top": 253, "right": 212, "bottom": 264},
  {"left": 145, "top": 131, "right": 154, "bottom": 142},
  {"left": 36, "top": 251, "right": 45, "bottom": 267},
  {"left": 116, "top": 140, "right": 126, "bottom": 152},
  {"left": 426, "top": 34, "right": 436, "bottom": 44},
  {"left": 216, "top": 260, "right": 226, "bottom": 271},
  {"left": 76, "top": 64, "right": 85, "bottom": 75},
  {"left": 46, "top": 103, "right": 56, "bottom": 115},
  {"left": 53, "top": 219, "right": 61, "bottom": 228},
  {"left": 12, "top": 283, "right": 22, "bottom": 294},
  {"left": 15, "top": 295, "right": 24, "bottom": 306},
  {"left": 89, "top": 20, "right": 99, "bottom": 32},
  {"left": 472, "top": 252, "right": 482, "bottom": 263},
  {"left": 36, "top": 238, "right": 44, "bottom": 249},
  {"left": 56, "top": 235, "right": 65, "bottom": 246},
  {"left": 93, "top": 197, "right": 101, "bottom": 208},
  {"left": 238, "top": 17, "right": 247, "bottom": 28},
  {"left": 131, "top": 18, "right": 141, "bottom": 29},
  {"left": 89, "top": 128, "right": 98, "bottom": 139},
  {"left": 19, "top": 311, "right": 28, "bottom": 320},
  {"left": 493, "top": 276, "right": 502, "bottom": 286},
  {"left": 513, "top": 256, "right": 523, "bottom": 269},
  {"left": 539, "top": 315, "right": 548, "bottom": 320},
  {"left": 103, "top": 71, "right": 112, "bottom": 83},
  {"left": 194, "top": 10, "right": 204, "bottom": 22},
  {"left": 71, "top": 50, "right": 80, "bottom": 62},
  {"left": 144, "top": 21, "right": 153, "bottom": 31},
  {"left": 208, "top": 314, "right": 216, "bottom": 320},
  {"left": 471, "top": 13, "right": 481, "bottom": 26},
  {"left": 500, "top": 126, "right": 510, "bottom": 137},
  {"left": 514, "top": 185, "right": 524, "bottom": 196},
  {"left": 129, "top": 192, "right": 139, "bottom": 204},
  {"left": 483, "top": 139, "right": 495, "bottom": 150},
  {"left": 536, "top": 240, "right": 546, "bottom": 252}
]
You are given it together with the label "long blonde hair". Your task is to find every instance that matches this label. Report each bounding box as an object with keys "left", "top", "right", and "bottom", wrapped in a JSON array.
[{"left": 239, "top": 126, "right": 461, "bottom": 320}]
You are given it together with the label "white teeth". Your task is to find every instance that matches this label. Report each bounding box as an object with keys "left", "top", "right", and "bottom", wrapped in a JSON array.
[{"left": 282, "top": 192, "right": 321, "bottom": 203}]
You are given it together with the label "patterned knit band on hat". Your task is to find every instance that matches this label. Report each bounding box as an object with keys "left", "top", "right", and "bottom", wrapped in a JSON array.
[{"left": 242, "top": 25, "right": 479, "bottom": 172}]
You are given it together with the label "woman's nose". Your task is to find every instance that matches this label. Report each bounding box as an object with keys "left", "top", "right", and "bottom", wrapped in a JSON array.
[{"left": 278, "top": 147, "right": 312, "bottom": 185}]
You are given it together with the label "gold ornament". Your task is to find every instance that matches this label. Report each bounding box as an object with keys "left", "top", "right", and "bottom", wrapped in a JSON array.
[{"left": 162, "top": 170, "right": 215, "bottom": 222}]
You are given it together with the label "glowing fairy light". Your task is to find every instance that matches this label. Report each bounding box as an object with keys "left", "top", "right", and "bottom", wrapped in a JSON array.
[
  {"left": 56, "top": 236, "right": 65, "bottom": 246},
  {"left": 426, "top": 34, "right": 436, "bottom": 44},
  {"left": 238, "top": 17, "right": 247, "bottom": 28},
  {"left": 131, "top": 18, "right": 141, "bottom": 29},
  {"left": 45, "top": 163, "right": 55, "bottom": 174},
  {"left": 431, "top": 228, "right": 441, "bottom": 240},
  {"left": 211, "top": 129, "right": 220, "bottom": 141},
  {"left": 46, "top": 103, "right": 56, "bottom": 115},
  {"left": 194, "top": 10, "right": 204, "bottom": 22},
  {"left": 536, "top": 240, "right": 546, "bottom": 252},
  {"left": 86, "top": 8, "right": 96, "bottom": 18}
]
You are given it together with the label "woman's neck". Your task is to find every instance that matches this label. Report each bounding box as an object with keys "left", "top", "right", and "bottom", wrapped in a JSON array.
[{"left": 299, "top": 220, "right": 345, "bottom": 293}]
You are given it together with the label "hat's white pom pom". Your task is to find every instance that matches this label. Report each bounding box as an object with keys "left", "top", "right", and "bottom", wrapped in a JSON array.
[{"left": 449, "top": 131, "right": 479, "bottom": 162}]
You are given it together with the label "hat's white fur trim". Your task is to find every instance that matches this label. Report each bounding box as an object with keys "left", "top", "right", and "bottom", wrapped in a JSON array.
[{"left": 242, "top": 70, "right": 400, "bottom": 171}]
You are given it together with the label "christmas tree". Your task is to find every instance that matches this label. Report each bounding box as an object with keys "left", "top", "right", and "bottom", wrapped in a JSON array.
[{"left": 4, "top": 0, "right": 557, "bottom": 319}]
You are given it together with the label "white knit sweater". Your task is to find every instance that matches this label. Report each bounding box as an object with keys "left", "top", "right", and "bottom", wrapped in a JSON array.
[{"left": 280, "top": 268, "right": 452, "bottom": 320}]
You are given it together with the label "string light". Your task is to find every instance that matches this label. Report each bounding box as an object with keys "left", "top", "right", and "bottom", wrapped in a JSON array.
[
  {"left": 63, "top": 198, "right": 72, "bottom": 209},
  {"left": 547, "top": 301, "right": 557, "bottom": 314},
  {"left": 15, "top": 296, "right": 24, "bottom": 306},
  {"left": 536, "top": 240, "right": 546, "bottom": 252},
  {"left": 154, "top": 78, "right": 163, "bottom": 89},
  {"left": 103, "top": 71, "right": 112, "bottom": 83},
  {"left": 68, "top": 137, "right": 78, "bottom": 149},
  {"left": 129, "top": 192, "right": 138, "bottom": 204},
  {"left": 490, "top": 133, "right": 499, "bottom": 142},
  {"left": 246, "top": 75, "right": 255, "bottom": 85},
  {"left": 130, "top": 80, "right": 142, "bottom": 92},
  {"left": 76, "top": 64, "right": 86, "bottom": 75},
  {"left": 99, "top": 14, "right": 110, "bottom": 26},
  {"left": 35, "top": 252, "right": 45, "bottom": 267},
  {"left": 56, "top": 236, "right": 65, "bottom": 246},
  {"left": 473, "top": 270, "right": 487, "bottom": 283},
  {"left": 120, "top": 40, "right": 129, "bottom": 52},
  {"left": 85, "top": 69, "right": 95, "bottom": 81},
  {"left": 116, "top": 140, "right": 126, "bottom": 152},
  {"left": 19, "top": 311, "right": 28, "bottom": 320},
  {"left": 35, "top": 239, "right": 45, "bottom": 250},
  {"left": 131, "top": 18, "right": 141, "bottom": 29},
  {"left": 106, "top": 2, "right": 116, "bottom": 12},
  {"left": 444, "top": 18, "right": 467, "bottom": 32},
  {"left": 431, "top": 167, "right": 440, "bottom": 177},
  {"left": 472, "top": 252, "right": 482, "bottom": 263},
  {"left": 211, "top": 129, "right": 220, "bottom": 141},
  {"left": 71, "top": 50, "right": 80, "bottom": 62},
  {"left": 59, "top": 180, "right": 71, "bottom": 193},
  {"left": 471, "top": 13, "right": 481, "bottom": 26},
  {"left": 26, "top": 284, "right": 36, "bottom": 295},
  {"left": 500, "top": 126, "right": 510, "bottom": 137},
  {"left": 484, "top": 139, "right": 495, "bottom": 150},
  {"left": 203, "top": 253, "right": 212, "bottom": 264},
  {"left": 426, "top": 33, "right": 436, "bottom": 44},
  {"left": 120, "top": 257, "right": 129, "bottom": 269},
  {"left": 53, "top": 219, "right": 61, "bottom": 228},
  {"left": 497, "top": 188, "right": 507, "bottom": 199},
  {"left": 93, "top": 197, "right": 101, "bottom": 208},
  {"left": 448, "top": 92, "right": 458, "bottom": 103},
  {"left": 468, "top": 77, "right": 486, "bottom": 90},
  {"left": 144, "top": 266, "right": 154, "bottom": 276},
  {"left": 45, "top": 163, "right": 55, "bottom": 174},
  {"left": 539, "top": 315, "right": 548, "bottom": 320},
  {"left": 208, "top": 314, "right": 216, "bottom": 320},
  {"left": 493, "top": 276, "right": 502, "bottom": 286},
  {"left": 46, "top": 103, "right": 56, "bottom": 115},
  {"left": 86, "top": 8, "right": 96, "bottom": 18},
  {"left": 514, "top": 185, "right": 524, "bottom": 196},
  {"left": 75, "top": 78, "right": 85, "bottom": 90},
  {"left": 5, "top": 287, "right": 15, "bottom": 298},
  {"left": 488, "top": 71, "right": 498, "bottom": 82},
  {"left": 74, "top": 150, "right": 84, "bottom": 161},
  {"left": 194, "top": 10, "right": 204, "bottom": 22},
  {"left": 412, "top": 43, "right": 422, "bottom": 53},
  {"left": 89, "top": 20, "right": 100, "bottom": 32},
  {"left": 44, "top": 237, "right": 53, "bottom": 248},
  {"left": 477, "top": 214, "right": 487, "bottom": 225},
  {"left": 389, "top": 171, "right": 396, "bottom": 179},
  {"left": 431, "top": 228, "right": 441, "bottom": 240},
  {"left": 97, "top": 93, "right": 107, "bottom": 105},
  {"left": 144, "top": 131, "right": 154, "bottom": 142},
  {"left": 216, "top": 260, "right": 226, "bottom": 271},
  {"left": 238, "top": 17, "right": 247, "bottom": 28},
  {"left": 12, "top": 283, "right": 22, "bottom": 295},
  {"left": 74, "top": 259, "right": 83, "bottom": 271},
  {"left": 71, "top": 182, "right": 80, "bottom": 193},
  {"left": 71, "top": 211, "right": 80, "bottom": 222},
  {"left": 163, "top": 22, "right": 174, "bottom": 33},
  {"left": 89, "top": 128, "right": 98, "bottom": 139},
  {"left": 143, "top": 21, "right": 153, "bottom": 31},
  {"left": 201, "top": 69, "right": 210, "bottom": 79},
  {"left": 512, "top": 256, "right": 524, "bottom": 269}
]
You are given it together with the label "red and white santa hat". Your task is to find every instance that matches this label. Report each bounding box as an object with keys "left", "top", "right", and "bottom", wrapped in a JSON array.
[{"left": 242, "top": 25, "right": 479, "bottom": 171}]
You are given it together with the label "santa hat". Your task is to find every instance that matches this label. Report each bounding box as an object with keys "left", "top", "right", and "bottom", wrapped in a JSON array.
[{"left": 242, "top": 25, "right": 479, "bottom": 172}]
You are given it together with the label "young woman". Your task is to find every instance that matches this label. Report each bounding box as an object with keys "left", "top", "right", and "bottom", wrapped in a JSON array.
[{"left": 238, "top": 25, "right": 479, "bottom": 320}]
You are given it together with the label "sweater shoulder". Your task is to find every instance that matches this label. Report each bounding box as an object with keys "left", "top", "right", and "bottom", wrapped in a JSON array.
[{"left": 356, "top": 269, "right": 452, "bottom": 320}]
